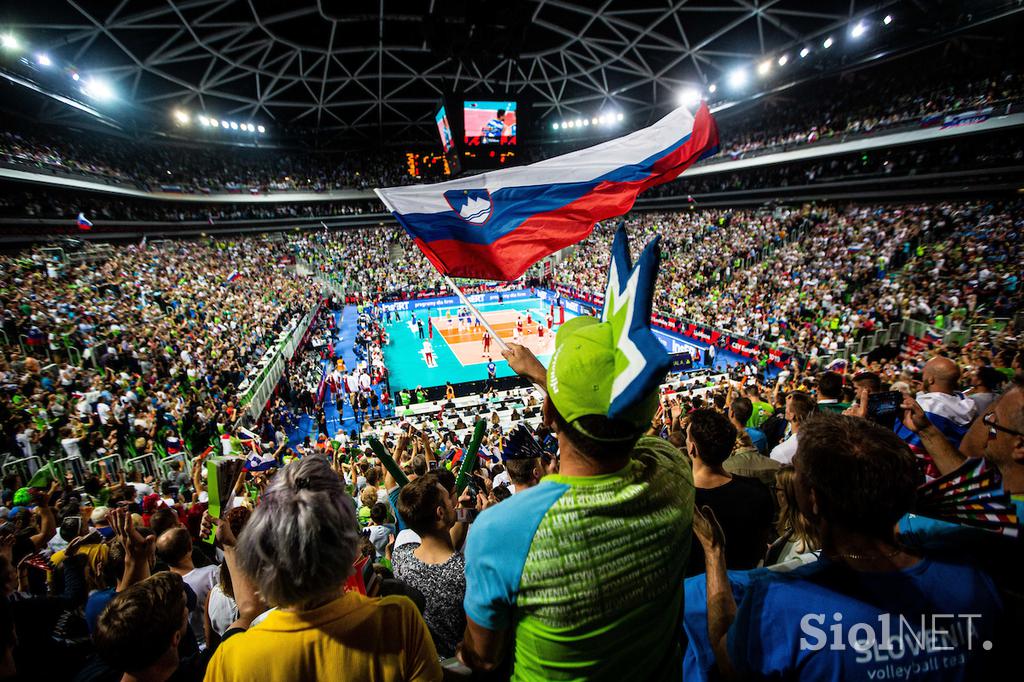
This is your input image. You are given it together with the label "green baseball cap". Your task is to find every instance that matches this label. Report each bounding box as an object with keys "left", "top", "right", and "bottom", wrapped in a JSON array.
[
  {"left": 12, "top": 487, "right": 33, "bottom": 507},
  {"left": 547, "top": 316, "right": 661, "bottom": 440}
]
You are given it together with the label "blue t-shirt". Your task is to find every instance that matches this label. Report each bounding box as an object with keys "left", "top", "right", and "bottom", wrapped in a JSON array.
[
  {"left": 85, "top": 588, "right": 117, "bottom": 633},
  {"left": 684, "top": 557, "right": 1002, "bottom": 681},
  {"left": 486, "top": 362, "right": 496, "bottom": 377},
  {"left": 745, "top": 427, "right": 767, "bottom": 455}
]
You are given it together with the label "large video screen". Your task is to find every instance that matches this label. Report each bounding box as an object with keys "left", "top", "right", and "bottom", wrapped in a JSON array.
[
  {"left": 463, "top": 100, "right": 517, "bottom": 146},
  {"left": 435, "top": 106, "right": 454, "bottom": 153}
]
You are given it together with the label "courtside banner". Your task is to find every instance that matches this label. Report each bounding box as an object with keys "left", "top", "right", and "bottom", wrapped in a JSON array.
[{"left": 375, "top": 103, "right": 718, "bottom": 280}]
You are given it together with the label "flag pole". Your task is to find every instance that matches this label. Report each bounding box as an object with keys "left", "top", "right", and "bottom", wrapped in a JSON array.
[{"left": 441, "top": 275, "right": 510, "bottom": 353}]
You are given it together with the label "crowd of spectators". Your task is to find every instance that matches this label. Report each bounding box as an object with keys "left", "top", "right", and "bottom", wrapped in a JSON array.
[
  {"left": 555, "top": 201, "right": 1022, "bottom": 355},
  {"left": 0, "top": 124, "right": 439, "bottom": 193},
  {"left": 0, "top": 206, "right": 1018, "bottom": 679},
  {"left": 0, "top": 236, "right": 312, "bottom": 480},
  {"left": 0, "top": 189, "right": 381, "bottom": 227},
  {"left": 712, "top": 60, "right": 1023, "bottom": 159}
]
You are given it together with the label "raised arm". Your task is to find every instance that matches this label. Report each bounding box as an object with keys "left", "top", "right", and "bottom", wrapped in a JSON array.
[{"left": 694, "top": 504, "right": 738, "bottom": 680}]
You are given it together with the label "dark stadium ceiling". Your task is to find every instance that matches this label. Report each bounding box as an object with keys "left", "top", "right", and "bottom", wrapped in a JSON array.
[{"left": 0, "top": 0, "right": 1014, "bottom": 144}]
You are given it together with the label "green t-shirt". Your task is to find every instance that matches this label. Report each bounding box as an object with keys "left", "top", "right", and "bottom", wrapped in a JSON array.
[
  {"left": 464, "top": 437, "right": 695, "bottom": 681},
  {"left": 747, "top": 400, "right": 774, "bottom": 429}
]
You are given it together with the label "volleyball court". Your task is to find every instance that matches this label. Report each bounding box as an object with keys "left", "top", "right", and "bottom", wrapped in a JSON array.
[{"left": 431, "top": 306, "right": 556, "bottom": 366}]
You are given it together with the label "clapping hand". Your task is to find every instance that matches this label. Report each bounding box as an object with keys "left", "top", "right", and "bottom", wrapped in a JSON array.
[
  {"left": 110, "top": 507, "right": 154, "bottom": 561},
  {"left": 693, "top": 505, "right": 726, "bottom": 552}
]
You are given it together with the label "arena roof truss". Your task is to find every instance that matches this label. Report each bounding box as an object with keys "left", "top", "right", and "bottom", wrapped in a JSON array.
[{"left": 3, "top": 0, "right": 934, "bottom": 142}]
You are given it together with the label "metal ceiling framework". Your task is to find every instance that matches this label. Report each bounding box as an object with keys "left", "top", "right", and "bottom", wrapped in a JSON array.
[{"left": 5, "top": 0, "right": 920, "bottom": 143}]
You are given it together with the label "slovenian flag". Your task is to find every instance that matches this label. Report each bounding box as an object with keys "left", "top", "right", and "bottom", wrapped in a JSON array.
[
  {"left": 226, "top": 270, "right": 242, "bottom": 284},
  {"left": 76, "top": 213, "right": 93, "bottom": 230},
  {"left": 244, "top": 449, "right": 278, "bottom": 472},
  {"left": 375, "top": 103, "right": 717, "bottom": 280}
]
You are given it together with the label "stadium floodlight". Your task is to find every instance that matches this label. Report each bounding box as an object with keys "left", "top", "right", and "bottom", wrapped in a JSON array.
[
  {"left": 566, "top": 120, "right": 575, "bottom": 128},
  {"left": 851, "top": 22, "right": 867, "bottom": 38},
  {"left": 708, "top": 83, "right": 717, "bottom": 94},
  {"left": 757, "top": 60, "right": 771, "bottom": 76},
  {"left": 616, "top": 112, "right": 624, "bottom": 122},
  {"left": 257, "top": 125, "right": 265, "bottom": 134},
  {"left": 728, "top": 67, "right": 748, "bottom": 89},
  {"left": 777, "top": 54, "right": 788, "bottom": 67},
  {"left": 583, "top": 118, "right": 590, "bottom": 126},
  {"left": 71, "top": 72, "right": 80, "bottom": 81},
  {"left": 82, "top": 77, "right": 114, "bottom": 101},
  {"left": 574, "top": 118, "right": 583, "bottom": 127},
  {"left": 173, "top": 110, "right": 189, "bottom": 125},
  {"left": 36, "top": 53, "right": 52, "bottom": 67},
  {"left": 883, "top": 15, "right": 893, "bottom": 25},
  {"left": 552, "top": 122, "right": 559, "bottom": 130},
  {"left": 679, "top": 88, "right": 701, "bottom": 107},
  {"left": 823, "top": 36, "right": 834, "bottom": 49},
  {"left": 221, "top": 120, "right": 229, "bottom": 129},
  {"left": 591, "top": 117, "right": 597, "bottom": 125},
  {"left": 0, "top": 35, "right": 18, "bottom": 51},
  {"left": 229, "top": 121, "right": 239, "bottom": 130},
  {"left": 198, "top": 115, "right": 209, "bottom": 126}
]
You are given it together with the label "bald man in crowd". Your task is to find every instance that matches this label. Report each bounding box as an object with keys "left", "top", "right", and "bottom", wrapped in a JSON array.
[
  {"left": 155, "top": 527, "right": 219, "bottom": 650},
  {"left": 895, "top": 355, "right": 978, "bottom": 453}
]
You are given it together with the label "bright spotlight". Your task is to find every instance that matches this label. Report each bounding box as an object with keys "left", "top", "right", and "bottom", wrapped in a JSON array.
[
  {"left": 198, "top": 116, "right": 209, "bottom": 126},
  {"left": 708, "top": 83, "right": 717, "bottom": 94},
  {"left": 728, "top": 67, "right": 748, "bottom": 89},
  {"left": 229, "top": 121, "right": 239, "bottom": 130},
  {"left": 82, "top": 77, "right": 114, "bottom": 101},
  {"left": 883, "top": 15, "right": 893, "bottom": 26},
  {"left": 757, "top": 60, "right": 771, "bottom": 76},
  {"left": 220, "top": 120, "right": 229, "bottom": 129},
  {"left": 823, "top": 36, "right": 834, "bottom": 49},
  {"left": 583, "top": 118, "right": 590, "bottom": 126},
  {"left": 0, "top": 35, "right": 18, "bottom": 51},
  {"left": 173, "top": 110, "right": 189, "bottom": 125},
  {"left": 679, "top": 88, "right": 701, "bottom": 107},
  {"left": 36, "top": 53, "right": 52, "bottom": 67},
  {"left": 777, "top": 54, "right": 788, "bottom": 67},
  {"left": 851, "top": 22, "right": 867, "bottom": 38},
  {"left": 567, "top": 120, "right": 575, "bottom": 128},
  {"left": 574, "top": 119, "right": 582, "bottom": 127},
  {"left": 799, "top": 47, "right": 810, "bottom": 58},
  {"left": 552, "top": 122, "right": 559, "bottom": 130},
  {"left": 71, "top": 72, "right": 80, "bottom": 81},
  {"left": 591, "top": 117, "right": 597, "bottom": 125},
  {"left": 256, "top": 125, "right": 265, "bottom": 134},
  {"left": 616, "top": 112, "right": 624, "bottom": 122}
]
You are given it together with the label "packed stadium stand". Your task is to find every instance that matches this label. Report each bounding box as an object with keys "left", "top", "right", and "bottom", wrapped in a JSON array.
[{"left": 0, "top": 1, "right": 1021, "bottom": 681}]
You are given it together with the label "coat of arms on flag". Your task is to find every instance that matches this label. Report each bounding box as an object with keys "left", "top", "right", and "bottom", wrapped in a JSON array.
[{"left": 444, "top": 189, "right": 493, "bottom": 225}]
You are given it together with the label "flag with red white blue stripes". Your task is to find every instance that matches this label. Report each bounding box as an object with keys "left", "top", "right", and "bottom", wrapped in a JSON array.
[{"left": 375, "top": 103, "right": 718, "bottom": 280}]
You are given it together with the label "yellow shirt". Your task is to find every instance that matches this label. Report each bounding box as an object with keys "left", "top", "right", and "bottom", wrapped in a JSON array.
[{"left": 205, "top": 592, "right": 442, "bottom": 682}]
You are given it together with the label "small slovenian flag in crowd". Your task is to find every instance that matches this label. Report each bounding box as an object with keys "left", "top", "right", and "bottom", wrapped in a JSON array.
[
  {"left": 76, "top": 212, "right": 93, "bottom": 230},
  {"left": 244, "top": 449, "right": 278, "bottom": 472},
  {"left": 825, "top": 358, "right": 849, "bottom": 374},
  {"left": 226, "top": 270, "right": 243, "bottom": 284},
  {"left": 375, "top": 103, "right": 718, "bottom": 280}
]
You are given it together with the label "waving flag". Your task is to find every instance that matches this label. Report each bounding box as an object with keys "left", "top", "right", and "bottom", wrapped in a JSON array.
[
  {"left": 375, "top": 103, "right": 717, "bottom": 280},
  {"left": 76, "top": 213, "right": 93, "bottom": 230}
]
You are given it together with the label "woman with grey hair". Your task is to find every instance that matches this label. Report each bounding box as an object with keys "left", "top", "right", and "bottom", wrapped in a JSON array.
[{"left": 205, "top": 455, "right": 443, "bottom": 681}]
